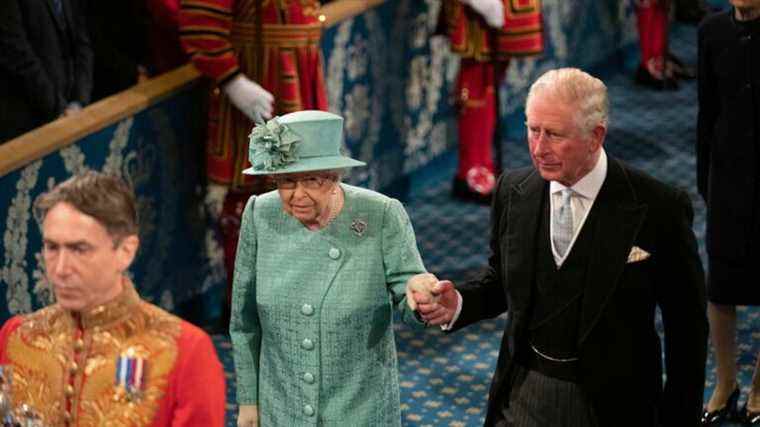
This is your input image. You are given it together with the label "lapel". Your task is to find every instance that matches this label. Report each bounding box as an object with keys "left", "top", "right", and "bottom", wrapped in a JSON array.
[
  {"left": 45, "top": 0, "right": 66, "bottom": 34},
  {"left": 61, "top": 0, "right": 75, "bottom": 34},
  {"left": 577, "top": 158, "right": 647, "bottom": 346},
  {"left": 504, "top": 170, "right": 545, "bottom": 313}
]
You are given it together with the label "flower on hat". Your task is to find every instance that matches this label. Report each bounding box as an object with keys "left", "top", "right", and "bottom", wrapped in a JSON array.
[{"left": 248, "top": 117, "right": 301, "bottom": 171}]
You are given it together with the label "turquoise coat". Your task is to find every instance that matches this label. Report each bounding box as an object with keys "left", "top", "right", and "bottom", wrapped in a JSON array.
[{"left": 230, "top": 184, "right": 426, "bottom": 426}]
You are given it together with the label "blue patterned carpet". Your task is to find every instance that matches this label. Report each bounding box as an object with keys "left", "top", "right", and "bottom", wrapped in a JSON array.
[{"left": 213, "top": 16, "right": 759, "bottom": 426}]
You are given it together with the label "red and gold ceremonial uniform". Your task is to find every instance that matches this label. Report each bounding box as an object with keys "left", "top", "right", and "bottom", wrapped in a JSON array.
[
  {"left": 179, "top": 0, "right": 327, "bottom": 190},
  {"left": 441, "top": 0, "right": 542, "bottom": 191},
  {"left": 0, "top": 280, "right": 226, "bottom": 426}
]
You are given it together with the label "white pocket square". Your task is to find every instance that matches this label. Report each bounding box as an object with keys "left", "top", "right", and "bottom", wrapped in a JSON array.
[{"left": 626, "top": 246, "right": 651, "bottom": 263}]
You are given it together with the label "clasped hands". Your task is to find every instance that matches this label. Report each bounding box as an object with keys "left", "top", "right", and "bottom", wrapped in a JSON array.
[{"left": 405, "top": 273, "right": 458, "bottom": 327}]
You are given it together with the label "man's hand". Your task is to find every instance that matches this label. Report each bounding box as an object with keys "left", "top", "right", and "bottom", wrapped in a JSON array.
[
  {"left": 223, "top": 74, "right": 274, "bottom": 123},
  {"left": 458, "top": 0, "right": 504, "bottom": 28},
  {"left": 237, "top": 404, "right": 258, "bottom": 427},
  {"left": 406, "top": 273, "right": 439, "bottom": 311},
  {"left": 414, "top": 280, "right": 458, "bottom": 326}
]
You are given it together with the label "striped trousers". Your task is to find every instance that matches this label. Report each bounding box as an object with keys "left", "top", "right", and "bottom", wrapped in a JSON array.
[{"left": 495, "top": 364, "right": 599, "bottom": 427}]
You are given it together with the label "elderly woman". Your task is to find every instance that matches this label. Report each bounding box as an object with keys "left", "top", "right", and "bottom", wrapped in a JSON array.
[{"left": 230, "top": 110, "right": 434, "bottom": 426}]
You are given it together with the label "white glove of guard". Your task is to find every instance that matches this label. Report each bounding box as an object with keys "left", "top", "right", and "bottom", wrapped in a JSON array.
[
  {"left": 61, "top": 102, "right": 83, "bottom": 117},
  {"left": 458, "top": 0, "right": 504, "bottom": 28},
  {"left": 237, "top": 404, "right": 259, "bottom": 427},
  {"left": 223, "top": 74, "right": 274, "bottom": 123}
]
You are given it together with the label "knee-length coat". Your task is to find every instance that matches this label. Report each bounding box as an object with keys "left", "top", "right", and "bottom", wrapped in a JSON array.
[
  {"left": 697, "top": 9, "right": 760, "bottom": 305},
  {"left": 230, "top": 184, "right": 427, "bottom": 426}
]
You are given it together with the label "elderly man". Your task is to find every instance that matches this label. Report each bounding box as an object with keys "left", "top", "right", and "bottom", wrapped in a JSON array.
[
  {"left": 413, "top": 68, "right": 708, "bottom": 426},
  {"left": 0, "top": 172, "right": 225, "bottom": 426}
]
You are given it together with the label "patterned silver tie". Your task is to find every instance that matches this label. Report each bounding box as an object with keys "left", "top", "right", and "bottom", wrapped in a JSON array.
[{"left": 552, "top": 189, "right": 574, "bottom": 257}]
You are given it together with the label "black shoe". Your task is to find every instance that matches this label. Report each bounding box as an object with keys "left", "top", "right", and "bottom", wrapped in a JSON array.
[
  {"left": 667, "top": 52, "right": 697, "bottom": 80},
  {"left": 635, "top": 66, "right": 679, "bottom": 91},
  {"left": 452, "top": 177, "right": 491, "bottom": 205},
  {"left": 741, "top": 402, "right": 760, "bottom": 425},
  {"left": 701, "top": 387, "right": 740, "bottom": 426}
]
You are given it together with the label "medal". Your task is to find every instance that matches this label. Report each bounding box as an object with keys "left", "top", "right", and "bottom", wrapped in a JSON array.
[{"left": 114, "top": 348, "right": 145, "bottom": 403}]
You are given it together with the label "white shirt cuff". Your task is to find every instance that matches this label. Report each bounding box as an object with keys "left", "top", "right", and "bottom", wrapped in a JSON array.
[{"left": 439, "top": 290, "right": 463, "bottom": 331}]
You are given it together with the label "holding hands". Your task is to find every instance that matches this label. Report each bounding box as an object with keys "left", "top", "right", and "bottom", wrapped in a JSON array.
[{"left": 406, "top": 273, "right": 459, "bottom": 327}]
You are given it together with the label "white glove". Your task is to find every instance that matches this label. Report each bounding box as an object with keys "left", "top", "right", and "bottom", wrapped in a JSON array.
[
  {"left": 237, "top": 405, "right": 259, "bottom": 427},
  {"left": 459, "top": 0, "right": 504, "bottom": 28},
  {"left": 223, "top": 74, "right": 274, "bottom": 123},
  {"left": 62, "top": 102, "right": 82, "bottom": 117},
  {"left": 406, "top": 273, "right": 440, "bottom": 311}
]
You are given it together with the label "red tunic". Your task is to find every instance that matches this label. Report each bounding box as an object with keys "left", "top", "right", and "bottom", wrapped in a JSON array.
[
  {"left": 0, "top": 282, "right": 225, "bottom": 427},
  {"left": 179, "top": 0, "right": 327, "bottom": 190},
  {"left": 442, "top": 0, "right": 543, "bottom": 61}
]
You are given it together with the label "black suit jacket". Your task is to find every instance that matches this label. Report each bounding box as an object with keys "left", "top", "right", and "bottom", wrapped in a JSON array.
[
  {"left": 0, "top": 0, "right": 93, "bottom": 142},
  {"left": 454, "top": 157, "right": 708, "bottom": 427}
]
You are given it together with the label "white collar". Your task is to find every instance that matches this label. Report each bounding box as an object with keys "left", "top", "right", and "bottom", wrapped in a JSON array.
[{"left": 549, "top": 148, "right": 607, "bottom": 200}]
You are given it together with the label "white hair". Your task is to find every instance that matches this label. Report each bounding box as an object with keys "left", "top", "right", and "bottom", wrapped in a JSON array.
[{"left": 526, "top": 68, "right": 609, "bottom": 136}]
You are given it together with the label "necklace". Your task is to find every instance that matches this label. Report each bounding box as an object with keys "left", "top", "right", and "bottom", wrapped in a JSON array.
[{"left": 316, "top": 186, "right": 344, "bottom": 229}]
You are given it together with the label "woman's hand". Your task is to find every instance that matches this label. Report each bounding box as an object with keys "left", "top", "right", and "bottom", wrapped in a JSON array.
[
  {"left": 406, "top": 273, "right": 439, "bottom": 311},
  {"left": 237, "top": 405, "right": 259, "bottom": 427},
  {"left": 414, "top": 280, "right": 458, "bottom": 327}
]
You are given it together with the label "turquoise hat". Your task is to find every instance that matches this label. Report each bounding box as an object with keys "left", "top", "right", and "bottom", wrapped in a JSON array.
[{"left": 242, "top": 110, "right": 366, "bottom": 175}]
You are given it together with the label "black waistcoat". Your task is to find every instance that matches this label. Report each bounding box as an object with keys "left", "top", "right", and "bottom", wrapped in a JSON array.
[{"left": 527, "top": 195, "right": 597, "bottom": 359}]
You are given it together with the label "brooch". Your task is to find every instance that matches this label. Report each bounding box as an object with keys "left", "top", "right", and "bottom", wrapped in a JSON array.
[{"left": 350, "top": 219, "right": 367, "bottom": 237}]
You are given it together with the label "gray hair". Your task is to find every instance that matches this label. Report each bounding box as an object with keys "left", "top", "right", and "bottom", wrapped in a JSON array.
[{"left": 526, "top": 68, "right": 609, "bottom": 136}]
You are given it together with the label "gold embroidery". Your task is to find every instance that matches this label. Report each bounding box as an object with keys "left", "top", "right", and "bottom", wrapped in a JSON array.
[{"left": 4, "top": 280, "right": 182, "bottom": 426}]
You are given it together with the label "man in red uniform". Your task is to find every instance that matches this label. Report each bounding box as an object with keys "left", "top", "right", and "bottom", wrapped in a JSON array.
[
  {"left": 0, "top": 172, "right": 226, "bottom": 426},
  {"left": 179, "top": 0, "right": 327, "bottom": 302},
  {"left": 441, "top": 0, "right": 543, "bottom": 203}
]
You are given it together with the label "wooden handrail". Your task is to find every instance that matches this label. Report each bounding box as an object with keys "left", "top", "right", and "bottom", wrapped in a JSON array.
[
  {"left": 320, "top": 0, "right": 386, "bottom": 27},
  {"left": 0, "top": 0, "right": 386, "bottom": 177}
]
